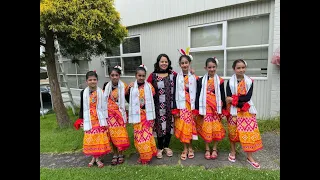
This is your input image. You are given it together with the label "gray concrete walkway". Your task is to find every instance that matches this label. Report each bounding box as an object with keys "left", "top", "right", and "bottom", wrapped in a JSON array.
[{"left": 40, "top": 132, "right": 279, "bottom": 170}]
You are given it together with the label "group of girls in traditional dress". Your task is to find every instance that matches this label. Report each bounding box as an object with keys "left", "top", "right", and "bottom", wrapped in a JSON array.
[{"left": 74, "top": 50, "right": 263, "bottom": 169}]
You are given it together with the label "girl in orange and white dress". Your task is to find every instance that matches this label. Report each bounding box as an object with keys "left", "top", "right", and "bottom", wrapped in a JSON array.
[
  {"left": 77, "top": 71, "right": 111, "bottom": 168},
  {"left": 225, "top": 59, "right": 263, "bottom": 169},
  {"left": 103, "top": 66, "right": 130, "bottom": 165},
  {"left": 125, "top": 65, "right": 157, "bottom": 164},
  {"left": 195, "top": 57, "right": 226, "bottom": 160},
  {"left": 172, "top": 54, "right": 199, "bottom": 160}
]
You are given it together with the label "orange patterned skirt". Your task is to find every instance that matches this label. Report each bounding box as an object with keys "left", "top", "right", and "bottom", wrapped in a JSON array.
[
  {"left": 195, "top": 106, "right": 225, "bottom": 143},
  {"left": 83, "top": 126, "right": 112, "bottom": 158},
  {"left": 227, "top": 111, "right": 263, "bottom": 152},
  {"left": 174, "top": 103, "right": 198, "bottom": 144},
  {"left": 107, "top": 109, "right": 130, "bottom": 151},
  {"left": 133, "top": 110, "right": 157, "bottom": 163}
]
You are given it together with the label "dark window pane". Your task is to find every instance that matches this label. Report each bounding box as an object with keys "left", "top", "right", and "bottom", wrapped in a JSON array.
[
  {"left": 123, "top": 37, "right": 140, "bottom": 54},
  {"left": 123, "top": 56, "right": 142, "bottom": 76}
]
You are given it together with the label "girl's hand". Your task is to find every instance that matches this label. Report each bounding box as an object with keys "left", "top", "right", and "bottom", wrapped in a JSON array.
[
  {"left": 226, "top": 97, "right": 233, "bottom": 104},
  {"left": 190, "top": 68, "right": 195, "bottom": 74},
  {"left": 128, "top": 82, "right": 134, "bottom": 88}
]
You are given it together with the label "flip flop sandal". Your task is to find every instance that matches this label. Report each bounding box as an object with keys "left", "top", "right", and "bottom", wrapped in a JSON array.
[
  {"left": 188, "top": 149, "right": 194, "bottom": 159},
  {"left": 96, "top": 159, "right": 104, "bottom": 168},
  {"left": 204, "top": 149, "right": 211, "bottom": 160},
  {"left": 88, "top": 158, "right": 95, "bottom": 167},
  {"left": 157, "top": 149, "right": 163, "bottom": 159},
  {"left": 228, "top": 153, "right": 236, "bottom": 163},
  {"left": 180, "top": 151, "right": 187, "bottom": 160},
  {"left": 118, "top": 155, "right": 125, "bottom": 164},
  {"left": 211, "top": 149, "right": 218, "bottom": 159},
  {"left": 163, "top": 148, "right": 173, "bottom": 157},
  {"left": 111, "top": 156, "right": 118, "bottom": 166},
  {"left": 247, "top": 159, "right": 261, "bottom": 169}
]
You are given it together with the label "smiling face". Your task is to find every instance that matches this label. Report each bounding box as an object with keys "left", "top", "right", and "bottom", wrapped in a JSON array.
[
  {"left": 159, "top": 56, "right": 169, "bottom": 71},
  {"left": 205, "top": 61, "right": 217, "bottom": 77},
  {"left": 86, "top": 76, "right": 98, "bottom": 88},
  {"left": 233, "top": 61, "right": 246, "bottom": 77},
  {"left": 179, "top": 57, "right": 190, "bottom": 73},
  {"left": 109, "top": 70, "right": 120, "bottom": 84},
  {"left": 135, "top": 70, "right": 146, "bottom": 83}
]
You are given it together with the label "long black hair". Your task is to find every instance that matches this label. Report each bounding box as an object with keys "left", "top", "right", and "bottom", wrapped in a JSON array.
[{"left": 153, "top": 54, "right": 173, "bottom": 73}]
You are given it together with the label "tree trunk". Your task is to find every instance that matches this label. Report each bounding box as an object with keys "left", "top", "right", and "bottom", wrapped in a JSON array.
[{"left": 45, "top": 29, "right": 71, "bottom": 128}]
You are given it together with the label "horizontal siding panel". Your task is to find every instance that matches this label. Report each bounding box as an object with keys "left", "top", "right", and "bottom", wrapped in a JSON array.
[
  {"left": 126, "top": 2, "right": 272, "bottom": 119},
  {"left": 251, "top": 79, "right": 269, "bottom": 119},
  {"left": 115, "top": 0, "right": 260, "bottom": 26},
  {"left": 87, "top": 1, "right": 273, "bottom": 118}
]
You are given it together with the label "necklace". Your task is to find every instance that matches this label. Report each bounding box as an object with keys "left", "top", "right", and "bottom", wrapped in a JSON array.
[{"left": 112, "top": 83, "right": 118, "bottom": 89}]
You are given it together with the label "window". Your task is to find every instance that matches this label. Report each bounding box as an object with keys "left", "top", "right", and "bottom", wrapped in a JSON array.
[
  {"left": 105, "top": 36, "right": 142, "bottom": 76},
  {"left": 189, "top": 15, "right": 269, "bottom": 77},
  {"left": 122, "top": 37, "right": 140, "bottom": 54},
  {"left": 59, "top": 60, "right": 89, "bottom": 89},
  {"left": 191, "top": 23, "right": 223, "bottom": 48},
  {"left": 192, "top": 50, "right": 224, "bottom": 76},
  {"left": 226, "top": 47, "right": 268, "bottom": 77}
]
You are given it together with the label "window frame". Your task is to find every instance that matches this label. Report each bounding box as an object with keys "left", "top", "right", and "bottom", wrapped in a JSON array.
[
  {"left": 188, "top": 15, "right": 270, "bottom": 79},
  {"left": 105, "top": 35, "right": 142, "bottom": 77},
  {"left": 61, "top": 59, "right": 90, "bottom": 90}
]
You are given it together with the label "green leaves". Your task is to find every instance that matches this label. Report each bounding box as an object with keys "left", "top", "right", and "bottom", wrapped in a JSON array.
[{"left": 40, "top": 0, "right": 128, "bottom": 57}]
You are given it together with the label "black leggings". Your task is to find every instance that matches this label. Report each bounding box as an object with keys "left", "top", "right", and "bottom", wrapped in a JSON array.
[{"left": 157, "top": 133, "right": 172, "bottom": 149}]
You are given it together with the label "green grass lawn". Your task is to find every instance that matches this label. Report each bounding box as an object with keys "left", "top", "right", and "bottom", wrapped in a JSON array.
[
  {"left": 40, "top": 110, "right": 280, "bottom": 155},
  {"left": 40, "top": 166, "right": 280, "bottom": 180},
  {"left": 40, "top": 110, "right": 84, "bottom": 153},
  {"left": 41, "top": 110, "right": 280, "bottom": 179}
]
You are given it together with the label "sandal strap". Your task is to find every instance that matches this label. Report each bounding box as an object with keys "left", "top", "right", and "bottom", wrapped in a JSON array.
[
  {"left": 96, "top": 160, "right": 103, "bottom": 165},
  {"left": 181, "top": 152, "right": 187, "bottom": 159},
  {"left": 181, "top": 151, "right": 187, "bottom": 156},
  {"left": 247, "top": 159, "right": 260, "bottom": 168},
  {"left": 229, "top": 153, "right": 236, "bottom": 159},
  {"left": 188, "top": 149, "right": 194, "bottom": 154}
]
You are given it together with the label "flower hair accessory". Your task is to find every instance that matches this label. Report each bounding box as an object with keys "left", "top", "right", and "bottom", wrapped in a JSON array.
[
  {"left": 114, "top": 65, "right": 122, "bottom": 71},
  {"left": 242, "top": 59, "right": 248, "bottom": 66},
  {"left": 177, "top": 47, "right": 193, "bottom": 61},
  {"left": 213, "top": 57, "right": 219, "bottom": 65},
  {"left": 139, "top": 64, "right": 148, "bottom": 71}
]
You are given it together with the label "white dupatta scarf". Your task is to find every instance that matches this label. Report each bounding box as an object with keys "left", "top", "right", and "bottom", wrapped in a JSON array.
[
  {"left": 83, "top": 87, "right": 107, "bottom": 131},
  {"left": 229, "top": 74, "right": 257, "bottom": 116},
  {"left": 103, "top": 80, "right": 127, "bottom": 123},
  {"left": 128, "top": 80, "right": 155, "bottom": 124},
  {"left": 199, "top": 73, "right": 222, "bottom": 115},
  {"left": 175, "top": 71, "right": 197, "bottom": 110}
]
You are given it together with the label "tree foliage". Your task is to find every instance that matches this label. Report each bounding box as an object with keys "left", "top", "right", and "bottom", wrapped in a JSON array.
[{"left": 40, "top": 0, "right": 127, "bottom": 127}]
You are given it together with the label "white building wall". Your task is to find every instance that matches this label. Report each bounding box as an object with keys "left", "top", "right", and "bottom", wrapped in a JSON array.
[
  {"left": 115, "top": 0, "right": 258, "bottom": 27},
  {"left": 64, "top": 0, "right": 280, "bottom": 119}
]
